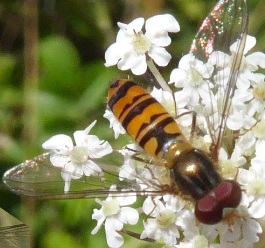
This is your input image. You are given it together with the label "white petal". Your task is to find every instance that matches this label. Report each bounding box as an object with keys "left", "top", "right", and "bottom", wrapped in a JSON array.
[
  {"left": 119, "top": 17, "right": 144, "bottom": 34},
  {"left": 105, "top": 217, "right": 124, "bottom": 247},
  {"left": 219, "top": 147, "right": 228, "bottom": 160},
  {"left": 106, "top": 230, "right": 124, "bottom": 248},
  {"left": 208, "top": 51, "right": 230, "bottom": 67},
  {"left": 177, "top": 109, "right": 192, "bottom": 126},
  {"left": 246, "top": 52, "right": 265, "bottom": 69},
  {"left": 83, "top": 160, "right": 103, "bottom": 176},
  {"left": 117, "top": 192, "right": 136, "bottom": 206},
  {"left": 105, "top": 43, "right": 123, "bottom": 67},
  {"left": 243, "top": 218, "right": 262, "bottom": 243},
  {"left": 237, "top": 74, "right": 250, "bottom": 90},
  {"left": 42, "top": 134, "right": 73, "bottom": 150},
  {"left": 103, "top": 109, "right": 126, "bottom": 139},
  {"left": 230, "top": 35, "right": 256, "bottom": 54},
  {"left": 142, "top": 197, "right": 156, "bottom": 215},
  {"left": 248, "top": 198, "right": 265, "bottom": 218},
  {"left": 85, "top": 135, "right": 113, "bottom": 158},
  {"left": 178, "top": 54, "right": 193, "bottom": 70},
  {"left": 117, "top": 49, "right": 137, "bottom": 71},
  {"left": 169, "top": 68, "right": 186, "bottom": 87},
  {"left": 255, "top": 139, "right": 265, "bottom": 160},
  {"left": 243, "top": 35, "right": 256, "bottom": 54},
  {"left": 146, "top": 31, "right": 171, "bottom": 47},
  {"left": 119, "top": 207, "right": 139, "bottom": 225},
  {"left": 73, "top": 120, "right": 97, "bottom": 146},
  {"left": 130, "top": 53, "right": 147, "bottom": 75},
  {"left": 116, "top": 29, "right": 133, "bottom": 44},
  {"left": 237, "top": 168, "right": 255, "bottom": 185},
  {"left": 91, "top": 208, "right": 106, "bottom": 234},
  {"left": 226, "top": 111, "right": 244, "bottom": 130},
  {"left": 50, "top": 152, "right": 70, "bottom": 167},
  {"left": 148, "top": 45, "right": 171, "bottom": 66},
  {"left": 145, "top": 14, "right": 180, "bottom": 33}
]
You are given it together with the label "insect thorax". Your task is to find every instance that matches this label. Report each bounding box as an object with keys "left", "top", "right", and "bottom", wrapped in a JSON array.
[{"left": 165, "top": 142, "right": 222, "bottom": 200}]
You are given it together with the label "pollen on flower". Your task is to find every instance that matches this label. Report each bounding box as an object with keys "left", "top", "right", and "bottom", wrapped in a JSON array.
[
  {"left": 253, "top": 83, "right": 265, "bottom": 100},
  {"left": 132, "top": 33, "right": 152, "bottom": 54},
  {"left": 247, "top": 178, "right": 265, "bottom": 194},
  {"left": 186, "top": 67, "right": 203, "bottom": 86},
  {"left": 220, "top": 159, "right": 237, "bottom": 179},
  {"left": 69, "top": 146, "right": 89, "bottom": 163},
  {"left": 253, "top": 119, "right": 265, "bottom": 139},
  {"left": 96, "top": 198, "right": 120, "bottom": 216},
  {"left": 191, "top": 235, "right": 208, "bottom": 248},
  {"left": 156, "top": 209, "right": 176, "bottom": 228}
]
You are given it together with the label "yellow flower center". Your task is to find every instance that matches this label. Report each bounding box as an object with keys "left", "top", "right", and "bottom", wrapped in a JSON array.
[
  {"left": 70, "top": 146, "right": 89, "bottom": 163},
  {"left": 156, "top": 209, "right": 176, "bottom": 228},
  {"left": 132, "top": 32, "right": 152, "bottom": 54},
  {"left": 186, "top": 67, "right": 203, "bottom": 86},
  {"left": 253, "top": 83, "right": 265, "bottom": 100}
]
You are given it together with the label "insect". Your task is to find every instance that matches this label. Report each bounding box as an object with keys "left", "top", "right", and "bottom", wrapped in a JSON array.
[
  {"left": 3, "top": 0, "right": 248, "bottom": 232},
  {"left": 108, "top": 78, "right": 243, "bottom": 224},
  {"left": 0, "top": 208, "right": 30, "bottom": 248}
]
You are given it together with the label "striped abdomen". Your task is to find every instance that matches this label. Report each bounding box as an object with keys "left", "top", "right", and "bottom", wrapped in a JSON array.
[
  {"left": 108, "top": 79, "right": 223, "bottom": 202},
  {"left": 108, "top": 79, "right": 192, "bottom": 161}
]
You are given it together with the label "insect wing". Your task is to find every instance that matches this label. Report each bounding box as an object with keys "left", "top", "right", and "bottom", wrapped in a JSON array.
[
  {"left": 189, "top": 0, "right": 248, "bottom": 159},
  {"left": 2, "top": 152, "right": 163, "bottom": 200},
  {"left": 0, "top": 208, "right": 30, "bottom": 248}
]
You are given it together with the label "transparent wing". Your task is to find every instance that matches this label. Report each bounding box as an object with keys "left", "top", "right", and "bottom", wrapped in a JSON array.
[
  {"left": 2, "top": 152, "right": 166, "bottom": 200},
  {"left": 0, "top": 208, "right": 30, "bottom": 248},
  {"left": 188, "top": 0, "right": 249, "bottom": 161}
]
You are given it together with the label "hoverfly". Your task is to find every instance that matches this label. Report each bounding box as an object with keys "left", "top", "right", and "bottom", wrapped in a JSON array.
[{"left": 3, "top": 0, "right": 249, "bottom": 237}]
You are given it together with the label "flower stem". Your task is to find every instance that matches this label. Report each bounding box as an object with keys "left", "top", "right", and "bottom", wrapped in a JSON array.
[
  {"left": 146, "top": 58, "right": 172, "bottom": 93},
  {"left": 120, "top": 229, "right": 155, "bottom": 242}
]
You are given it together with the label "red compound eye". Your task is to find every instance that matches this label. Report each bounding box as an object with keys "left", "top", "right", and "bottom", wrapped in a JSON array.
[
  {"left": 195, "top": 195, "right": 223, "bottom": 225},
  {"left": 214, "top": 180, "right": 242, "bottom": 208}
]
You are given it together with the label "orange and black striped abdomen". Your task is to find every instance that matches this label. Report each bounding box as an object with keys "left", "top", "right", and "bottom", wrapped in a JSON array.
[{"left": 108, "top": 79, "right": 185, "bottom": 160}]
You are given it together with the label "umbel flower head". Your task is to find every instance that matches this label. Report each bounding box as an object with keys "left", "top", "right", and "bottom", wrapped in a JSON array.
[
  {"left": 105, "top": 14, "right": 180, "bottom": 75},
  {"left": 42, "top": 121, "right": 112, "bottom": 191}
]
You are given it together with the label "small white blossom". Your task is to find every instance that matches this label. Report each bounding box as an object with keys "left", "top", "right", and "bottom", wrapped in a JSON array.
[
  {"left": 42, "top": 121, "right": 112, "bottom": 191},
  {"left": 140, "top": 196, "right": 185, "bottom": 246},
  {"left": 169, "top": 53, "right": 214, "bottom": 108},
  {"left": 217, "top": 207, "right": 262, "bottom": 247},
  {"left": 104, "top": 108, "right": 126, "bottom": 139},
  {"left": 105, "top": 14, "right": 180, "bottom": 75},
  {"left": 91, "top": 185, "right": 139, "bottom": 248},
  {"left": 175, "top": 210, "right": 218, "bottom": 248}
]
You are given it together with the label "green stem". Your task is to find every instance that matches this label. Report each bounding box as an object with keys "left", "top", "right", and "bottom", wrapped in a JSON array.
[{"left": 146, "top": 58, "right": 172, "bottom": 93}]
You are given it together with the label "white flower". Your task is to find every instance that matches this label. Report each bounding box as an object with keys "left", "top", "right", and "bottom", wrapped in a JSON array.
[
  {"left": 105, "top": 14, "right": 180, "bottom": 75},
  {"left": 169, "top": 53, "right": 214, "bottom": 108},
  {"left": 91, "top": 185, "right": 139, "bottom": 248},
  {"left": 103, "top": 108, "right": 126, "bottom": 139},
  {"left": 140, "top": 196, "right": 184, "bottom": 246},
  {"left": 219, "top": 147, "right": 246, "bottom": 179},
  {"left": 217, "top": 206, "right": 262, "bottom": 247},
  {"left": 175, "top": 210, "right": 218, "bottom": 248},
  {"left": 42, "top": 121, "right": 113, "bottom": 191},
  {"left": 150, "top": 86, "right": 175, "bottom": 116},
  {"left": 238, "top": 162, "right": 265, "bottom": 219},
  {"left": 208, "top": 35, "right": 262, "bottom": 90}
]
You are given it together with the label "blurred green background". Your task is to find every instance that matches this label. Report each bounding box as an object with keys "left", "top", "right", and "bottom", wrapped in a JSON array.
[{"left": 1, "top": 0, "right": 265, "bottom": 247}]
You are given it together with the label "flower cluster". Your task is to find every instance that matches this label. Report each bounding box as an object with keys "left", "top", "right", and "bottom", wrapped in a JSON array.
[
  {"left": 101, "top": 14, "right": 265, "bottom": 248},
  {"left": 105, "top": 14, "right": 180, "bottom": 75},
  {"left": 42, "top": 120, "right": 112, "bottom": 192},
  {"left": 5, "top": 6, "right": 265, "bottom": 248}
]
